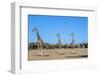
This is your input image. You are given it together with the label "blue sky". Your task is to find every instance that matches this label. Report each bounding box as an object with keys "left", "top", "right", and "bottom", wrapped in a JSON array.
[{"left": 28, "top": 15, "right": 88, "bottom": 44}]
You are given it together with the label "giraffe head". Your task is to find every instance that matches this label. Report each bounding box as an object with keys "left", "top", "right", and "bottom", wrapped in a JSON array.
[{"left": 32, "top": 27, "right": 38, "bottom": 32}]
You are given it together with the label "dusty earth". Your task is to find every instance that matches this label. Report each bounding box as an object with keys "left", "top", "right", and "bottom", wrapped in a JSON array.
[{"left": 28, "top": 48, "right": 88, "bottom": 61}]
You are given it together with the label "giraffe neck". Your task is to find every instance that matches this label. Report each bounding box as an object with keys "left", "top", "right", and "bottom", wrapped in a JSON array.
[{"left": 36, "top": 31, "right": 43, "bottom": 43}]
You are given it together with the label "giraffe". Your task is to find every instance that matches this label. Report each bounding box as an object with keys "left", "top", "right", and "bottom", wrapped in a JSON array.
[
  {"left": 56, "top": 33, "right": 65, "bottom": 55},
  {"left": 32, "top": 27, "right": 44, "bottom": 56},
  {"left": 70, "top": 33, "right": 75, "bottom": 48},
  {"left": 56, "top": 34, "right": 62, "bottom": 49}
]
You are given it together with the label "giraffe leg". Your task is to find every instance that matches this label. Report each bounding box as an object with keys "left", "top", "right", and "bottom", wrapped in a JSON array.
[
  {"left": 37, "top": 43, "right": 40, "bottom": 56},
  {"left": 40, "top": 43, "right": 43, "bottom": 56}
]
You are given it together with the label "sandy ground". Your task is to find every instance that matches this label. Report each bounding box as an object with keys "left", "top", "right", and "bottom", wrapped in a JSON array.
[{"left": 28, "top": 48, "right": 88, "bottom": 61}]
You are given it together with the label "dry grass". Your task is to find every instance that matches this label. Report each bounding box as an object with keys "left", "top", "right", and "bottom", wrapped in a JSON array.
[{"left": 28, "top": 48, "right": 88, "bottom": 61}]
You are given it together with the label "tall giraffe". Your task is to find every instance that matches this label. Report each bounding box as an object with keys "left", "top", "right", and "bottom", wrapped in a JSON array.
[
  {"left": 70, "top": 33, "right": 75, "bottom": 48},
  {"left": 56, "top": 34, "right": 65, "bottom": 55},
  {"left": 56, "top": 34, "right": 62, "bottom": 49},
  {"left": 32, "top": 27, "right": 44, "bottom": 56}
]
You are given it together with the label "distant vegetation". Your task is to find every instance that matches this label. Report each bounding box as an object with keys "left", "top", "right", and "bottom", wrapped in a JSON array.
[{"left": 28, "top": 42, "right": 88, "bottom": 50}]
